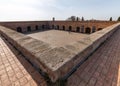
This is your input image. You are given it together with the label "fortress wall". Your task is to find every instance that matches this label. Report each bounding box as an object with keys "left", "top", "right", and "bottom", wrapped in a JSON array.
[
  {"left": 0, "top": 23, "right": 120, "bottom": 83},
  {"left": 0, "top": 21, "right": 48, "bottom": 32},
  {"left": 0, "top": 21, "right": 117, "bottom": 33}
]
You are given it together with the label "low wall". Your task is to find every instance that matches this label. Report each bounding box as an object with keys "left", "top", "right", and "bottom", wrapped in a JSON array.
[{"left": 0, "top": 23, "right": 120, "bottom": 83}]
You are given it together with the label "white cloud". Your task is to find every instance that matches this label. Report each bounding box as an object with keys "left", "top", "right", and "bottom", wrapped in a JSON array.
[
  {"left": 0, "top": 0, "right": 119, "bottom": 21},
  {"left": 0, "top": 0, "right": 58, "bottom": 21}
]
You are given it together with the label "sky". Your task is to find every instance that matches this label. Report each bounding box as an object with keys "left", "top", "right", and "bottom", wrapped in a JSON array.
[{"left": 0, "top": 0, "right": 120, "bottom": 21}]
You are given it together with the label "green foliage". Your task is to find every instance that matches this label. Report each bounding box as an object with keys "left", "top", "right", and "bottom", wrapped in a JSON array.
[
  {"left": 81, "top": 17, "right": 84, "bottom": 21},
  {"left": 117, "top": 17, "right": 120, "bottom": 21},
  {"left": 109, "top": 17, "right": 112, "bottom": 21},
  {"left": 76, "top": 17, "right": 79, "bottom": 21},
  {"left": 53, "top": 17, "right": 55, "bottom": 21},
  {"left": 66, "top": 16, "right": 80, "bottom": 21}
]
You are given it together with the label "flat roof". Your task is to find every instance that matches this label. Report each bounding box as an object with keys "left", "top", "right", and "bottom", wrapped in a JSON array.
[{"left": 0, "top": 23, "right": 120, "bottom": 86}]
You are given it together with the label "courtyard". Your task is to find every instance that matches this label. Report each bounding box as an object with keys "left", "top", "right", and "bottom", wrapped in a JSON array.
[{"left": 25, "top": 30, "right": 89, "bottom": 47}]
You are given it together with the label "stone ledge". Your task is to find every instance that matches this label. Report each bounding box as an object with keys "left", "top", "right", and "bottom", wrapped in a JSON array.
[{"left": 0, "top": 23, "right": 120, "bottom": 83}]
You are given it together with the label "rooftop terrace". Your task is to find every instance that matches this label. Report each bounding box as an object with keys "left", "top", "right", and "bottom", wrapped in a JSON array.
[{"left": 0, "top": 22, "right": 120, "bottom": 86}]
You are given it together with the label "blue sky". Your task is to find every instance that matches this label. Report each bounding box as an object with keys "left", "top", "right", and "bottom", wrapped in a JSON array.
[{"left": 0, "top": 0, "right": 119, "bottom": 21}]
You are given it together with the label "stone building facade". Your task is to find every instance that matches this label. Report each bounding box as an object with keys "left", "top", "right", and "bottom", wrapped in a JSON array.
[{"left": 0, "top": 21, "right": 118, "bottom": 34}]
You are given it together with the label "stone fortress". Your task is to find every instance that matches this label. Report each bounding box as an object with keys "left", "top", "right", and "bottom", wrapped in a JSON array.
[
  {"left": 0, "top": 21, "right": 117, "bottom": 33},
  {"left": 0, "top": 20, "right": 120, "bottom": 86}
]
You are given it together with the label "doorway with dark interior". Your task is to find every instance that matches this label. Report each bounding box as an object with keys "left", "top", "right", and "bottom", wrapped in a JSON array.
[
  {"left": 76, "top": 27, "right": 80, "bottom": 32},
  {"left": 35, "top": 25, "right": 38, "bottom": 30},
  {"left": 85, "top": 27, "right": 91, "bottom": 34},
  {"left": 17, "top": 27, "right": 22, "bottom": 32},
  {"left": 63, "top": 26, "right": 65, "bottom": 30},
  {"left": 27, "top": 26, "right": 31, "bottom": 32}
]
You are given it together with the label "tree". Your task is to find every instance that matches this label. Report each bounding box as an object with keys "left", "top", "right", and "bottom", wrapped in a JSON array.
[
  {"left": 81, "top": 17, "right": 84, "bottom": 21},
  {"left": 76, "top": 17, "right": 80, "bottom": 21},
  {"left": 66, "top": 16, "right": 75, "bottom": 21},
  {"left": 71, "top": 16, "right": 76, "bottom": 21},
  {"left": 117, "top": 16, "right": 120, "bottom": 21},
  {"left": 76, "top": 17, "right": 79, "bottom": 21},
  {"left": 53, "top": 17, "right": 55, "bottom": 21},
  {"left": 109, "top": 17, "right": 112, "bottom": 21},
  {"left": 66, "top": 16, "right": 80, "bottom": 21}
]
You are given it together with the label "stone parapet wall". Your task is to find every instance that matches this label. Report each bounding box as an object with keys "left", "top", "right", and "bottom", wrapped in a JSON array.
[{"left": 0, "top": 23, "right": 120, "bottom": 83}]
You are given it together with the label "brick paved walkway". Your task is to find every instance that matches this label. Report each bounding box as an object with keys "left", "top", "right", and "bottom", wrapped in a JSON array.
[
  {"left": 67, "top": 29, "right": 120, "bottom": 86},
  {"left": 0, "top": 36, "right": 47, "bottom": 86}
]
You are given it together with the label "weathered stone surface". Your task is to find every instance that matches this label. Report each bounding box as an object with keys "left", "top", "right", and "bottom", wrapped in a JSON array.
[
  {"left": 0, "top": 23, "right": 120, "bottom": 83},
  {"left": 67, "top": 24, "right": 120, "bottom": 86},
  {"left": 26, "top": 30, "right": 89, "bottom": 47}
]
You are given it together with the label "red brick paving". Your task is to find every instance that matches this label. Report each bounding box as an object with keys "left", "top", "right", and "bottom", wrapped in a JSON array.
[
  {"left": 67, "top": 29, "right": 120, "bottom": 86},
  {"left": 0, "top": 36, "right": 47, "bottom": 86}
]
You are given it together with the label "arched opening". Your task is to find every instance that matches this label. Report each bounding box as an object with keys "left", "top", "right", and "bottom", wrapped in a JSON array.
[
  {"left": 27, "top": 26, "right": 31, "bottom": 32},
  {"left": 63, "top": 26, "right": 65, "bottom": 30},
  {"left": 81, "top": 25, "right": 84, "bottom": 33},
  {"left": 17, "top": 27, "right": 22, "bottom": 32},
  {"left": 42, "top": 25, "right": 45, "bottom": 29},
  {"left": 57, "top": 25, "right": 59, "bottom": 30},
  {"left": 98, "top": 28, "right": 103, "bottom": 31},
  {"left": 85, "top": 27, "right": 91, "bottom": 34},
  {"left": 92, "top": 26, "right": 96, "bottom": 33},
  {"left": 69, "top": 26, "right": 72, "bottom": 31},
  {"left": 52, "top": 25, "right": 54, "bottom": 29},
  {"left": 35, "top": 25, "right": 38, "bottom": 30},
  {"left": 76, "top": 27, "right": 80, "bottom": 32}
]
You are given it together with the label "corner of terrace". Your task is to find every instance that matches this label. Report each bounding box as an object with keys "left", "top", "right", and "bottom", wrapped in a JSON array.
[{"left": 0, "top": 22, "right": 120, "bottom": 86}]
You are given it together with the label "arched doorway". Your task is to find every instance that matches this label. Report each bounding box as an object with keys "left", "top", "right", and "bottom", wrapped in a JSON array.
[
  {"left": 63, "top": 26, "right": 65, "bottom": 30},
  {"left": 57, "top": 25, "right": 59, "bottom": 30},
  {"left": 76, "top": 27, "right": 80, "bottom": 32},
  {"left": 85, "top": 27, "right": 91, "bottom": 34},
  {"left": 42, "top": 25, "right": 45, "bottom": 29},
  {"left": 27, "top": 26, "right": 31, "bottom": 32},
  {"left": 52, "top": 25, "right": 54, "bottom": 29},
  {"left": 35, "top": 25, "right": 38, "bottom": 30},
  {"left": 69, "top": 26, "right": 72, "bottom": 31},
  {"left": 17, "top": 27, "right": 22, "bottom": 32}
]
